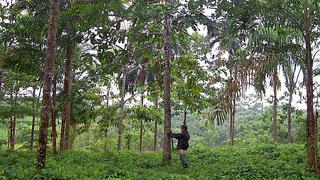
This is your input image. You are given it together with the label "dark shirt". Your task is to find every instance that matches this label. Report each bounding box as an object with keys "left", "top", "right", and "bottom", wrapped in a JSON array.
[{"left": 171, "top": 132, "right": 190, "bottom": 150}]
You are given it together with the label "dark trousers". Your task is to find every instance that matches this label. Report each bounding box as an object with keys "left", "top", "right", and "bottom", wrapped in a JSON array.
[{"left": 178, "top": 150, "right": 188, "bottom": 168}]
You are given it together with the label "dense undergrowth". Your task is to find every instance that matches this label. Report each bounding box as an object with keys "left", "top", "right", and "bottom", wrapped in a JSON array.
[{"left": 0, "top": 144, "right": 317, "bottom": 179}]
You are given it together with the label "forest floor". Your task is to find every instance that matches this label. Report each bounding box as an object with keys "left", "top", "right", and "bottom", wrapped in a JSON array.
[{"left": 0, "top": 144, "right": 318, "bottom": 179}]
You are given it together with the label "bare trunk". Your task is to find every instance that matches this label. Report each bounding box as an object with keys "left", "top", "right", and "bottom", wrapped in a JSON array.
[
  {"left": 183, "top": 108, "right": 187, "bottom": 125},
  {"left": 30, "top": 86, "right": 36, "bottom": 149},
  {"left": 9, "top": 116, "right": 14, "bottom": 149},
  {"left": 287, "top": 91, "right": 293, "bottom": 143},
  {"left": 272, "top": 72, "right": 277, "bottom": 144},
  {"left": 117, "top": 65, "right": 127, "bottom": 151},
  {"left": 37, "top": 0, "right": 59, "bottom": 169},
  {"left": 51, "top": 75, "right": 57, "bottom": 159},
  {"left": 139, "top": 94, "right": 144, "bottom": 153},
  {"left": 153, "top": 94, "right": 159, "bottom": 151},
  {"left": 304, "top": 0, "right": 318, "bottom": 175},
  {"left": 10, "top": 90, "right": 17, "bottom": 149},
  {"left": 62, "top": 43, "right": 73, "bottom": 150},
  {"left": 163, "top": 0, "right": 172, "bottom": 162},
  {"left": 230, "top": 95, "right": 235, "bottom": 146}
]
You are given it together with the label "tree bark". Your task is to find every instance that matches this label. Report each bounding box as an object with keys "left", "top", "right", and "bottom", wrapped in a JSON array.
[
  {"left": 37, "top": 0, "right": 59, "bottom": 169},
  {"left": 139, "top": 94, "right": 144, "bottom": 153},
  {"left": 163, "top": 0, "right": 172, "bottom": 162},
  {"left": 303, "top": 0, "right": 318, "bottom": 175},
  {"left": 153, "top": 94, "right": 159, "bottom": 151},
  {"left": 272, "top": 72, "right": 277, "bottom": 144},
  {"left": 62, "top": 42, "right": 73, "bottom": 150},
  {"left": 30, "top": 86, "right": 36, "bottom": 149},
  {"left": 183, "top": 108, "right": 187, "bottom": 125},
  {"left": 51, "top": 75, "right": 57, "bottom": 159},
  {"left": 230, "top": 95, "right": 235, "bottom": 146},
  {"left": 287, "top": 91, "right": 293, "bottom": 143},
  {"left": 117, "top": 65, "right": 127, "bottom": 151}
]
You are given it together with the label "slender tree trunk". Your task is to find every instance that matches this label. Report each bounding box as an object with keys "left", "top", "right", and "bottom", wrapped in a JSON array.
[
  {"left": 183, "top": 108, "right": 187, "bottom": 125},
  {"left": 10, "top": 90, "right": 17, "bottom": 149},
  {"left": 304, "top": 0, "right": 318, "bottom": 175},
  {"left": 230, "top": 95, "right": 235, "bottom": 146},
  {"left": 153, "top": 94, "right": 159, "bottom": 151},
  {"left": 287, "top": 91, "right": 293, "bottom": 144},
  {"left": 51, "top": 75, "right": 57, "bottom": 159},
  {"left": 37, "top": 0, "right": 59, "bottom": 169},
  {"left": 272, "top": 72, "right": 277, "bottom": 144},
  {"left": 30, "top": 86, "right": 36, "bottom": 149},
  {"left": 62, "top": 43, "right": 73, "bottom": 150},
  {"left": 163, "top": 0, "right": 172, "bottom": 162},
  {"left": 9, "top": 116, "right": 14, "bottom": 149},
  {"left": 117, "top": 65, "right": 127, "bottom": 151},
  {"left": 139, "top": 94, "right": 144, "bottom": 153},
  {"left": 104, "top": 127, "right": 108, "bottom": 151}
]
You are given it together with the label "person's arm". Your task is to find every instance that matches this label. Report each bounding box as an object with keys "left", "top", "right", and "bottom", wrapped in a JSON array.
[{"left": 171, "top": 133, "right": 183, "bottom": 139}]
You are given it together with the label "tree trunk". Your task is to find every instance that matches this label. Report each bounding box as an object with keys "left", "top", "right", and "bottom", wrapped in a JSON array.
[
  {"left": 62, "top": 42, "right": 73, "bottom": 150},
  {"left": 183, "top": 108, "right": 187, "bottom": 125},
  {"left": 272, "top": 72, "right": 277, "bottom": 144},
  {"left": 104, "top": 127, "right": 108, "bottom": 151},
  {"left": 139, "top": 94, "right": 144, "bottom": 153},
  {"left": 117, "top": 65, "right": 127, "bottom": 151},
  {"left": 37, "top": 0, "right": 59, "bottom": 169},
  {"left": 51, "top": 75, "right": 57, "bottom": 159},
  {"left": 230, "top": 95, "right": 235, "bottom": 146},
  {"left": 304, "top": 0, "right": 318, "bottom": 175},
  {"left": 287, "top": 91, "right": 293, "bottom": 144},
  {"left": 30, "top": 86, "right": 36, "bottom": 149},
  {"left": 153, "top": 94, "right": 159, "bottom": 151},
  {"left": 163, "top": 0, "right": 172, "bottom": 162},
  {"left": 9, "top": 116, "right": 14, "bottom": 149}
]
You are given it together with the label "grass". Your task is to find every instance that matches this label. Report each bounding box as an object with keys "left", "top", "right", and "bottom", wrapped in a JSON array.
[{"left": 0, "top": 144, "right": 318, "bottom": 179}]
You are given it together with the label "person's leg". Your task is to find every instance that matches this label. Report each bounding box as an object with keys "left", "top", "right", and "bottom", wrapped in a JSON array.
[{"left": 180, "top": 154, "right": 188, "bottom": 168}]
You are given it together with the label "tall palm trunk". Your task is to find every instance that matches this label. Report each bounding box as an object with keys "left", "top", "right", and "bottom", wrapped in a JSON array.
[
  {"left": 303, "top": 0, "right": 318, "bottom": 175},
  {"left": 163, "top": 0, "right": 172, "bottom": 162},
  {"left": 37, "top": 0, "right": 59, "bottom": 169},
  {"left": 30, "top": 86, "right": 36, "bottom": 149},
  {"left": 272, "top": 72, "right": 277, "bottom": 144},
  {"left": 51, "top": 75, "right": 57, "bottom": 158},
  {"left": 117, "top": 65, "right": 127, "bottom": 151},
  {"left": 62, "top": 43, "right": 73, "bottom": 150}
]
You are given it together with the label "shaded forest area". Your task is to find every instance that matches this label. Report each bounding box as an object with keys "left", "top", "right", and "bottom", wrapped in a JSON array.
[{"left": 1, "top": 0, "right": 320, "bottom": 179}]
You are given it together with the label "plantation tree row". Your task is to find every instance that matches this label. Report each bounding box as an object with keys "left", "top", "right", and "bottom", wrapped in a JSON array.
[{"left": 0, "top": 0, "right": 320, "bottom": 175}]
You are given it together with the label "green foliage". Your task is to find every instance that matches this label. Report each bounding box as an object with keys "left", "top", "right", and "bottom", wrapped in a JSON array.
[{"left": 0, "top": 144, "right": 317, "bottom": 179}]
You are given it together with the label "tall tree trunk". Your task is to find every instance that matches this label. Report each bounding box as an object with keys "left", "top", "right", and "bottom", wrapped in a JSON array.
[
  {"left": 287, "top": 91, "right": 293, "bottom": 144},
  {"left": 272, "top": 72, "right": 277, "bottom": 144},
  {"left": 304, "top": 0, "right": 318, "bottom": 175},
  {"left": 9, "top": 116, "right": 14, "bottom": 149},
  {"left": 62, "top": 43, "right": 73, "bottom": 150},
  {"left": 153, "top": 94, "right": 159, "bottom": 151},
  {"left": 139, "top": 94, "right": 144, "bottom": 153},
  {"left": 30, "top": 86, "right": 36, "bottom": 149},
  {"left": 37, "top": 0, "right": 59, "bottom": 169},
  {"left": 163, "top": 0, "right": 172, "bottom": 162},
  {"left": 51, "top": 75, "right": 57, "bottom": 159},
  {"left": 183, "top": 108, "right": 187, "bottom": 125},
  {"left": 117, "top": 65, "right": 127, "bottom": 151},
  {"left": 230, "top": 95, "right": 235, "bottom": 146}
]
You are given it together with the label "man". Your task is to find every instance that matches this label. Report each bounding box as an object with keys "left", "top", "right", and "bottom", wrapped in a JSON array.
[{"left": 169, "top": 125, "right": 190, "bottom": 168}]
